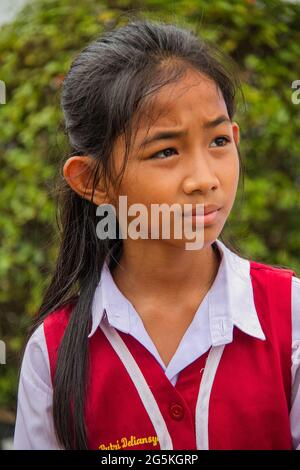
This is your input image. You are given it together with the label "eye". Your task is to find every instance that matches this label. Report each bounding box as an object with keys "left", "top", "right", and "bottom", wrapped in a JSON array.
[
  {"left": 149, "top": 147, "right": 178, "bottom": 160},
  {"left": 210, "top": 136, "right": 231, "bottom": 147}
]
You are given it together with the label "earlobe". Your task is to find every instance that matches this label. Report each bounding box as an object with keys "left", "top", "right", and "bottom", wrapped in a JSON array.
[{"left": 63, "top": 156, "right": 110, "bottom": 206}]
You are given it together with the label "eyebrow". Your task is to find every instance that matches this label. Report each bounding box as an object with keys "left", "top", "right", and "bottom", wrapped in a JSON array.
[{"left": 140, "top": 115, "right": 231, "bottom": 147}]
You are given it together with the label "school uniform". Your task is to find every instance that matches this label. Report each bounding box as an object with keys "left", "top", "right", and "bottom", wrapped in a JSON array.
[{"left": 13, "top": 238, "right": 300, "bottom": 450}]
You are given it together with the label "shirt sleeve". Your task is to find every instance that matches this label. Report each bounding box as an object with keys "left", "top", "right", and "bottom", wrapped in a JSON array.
[
  {"left": 13, "top": 322, "right": 63, "bottom": 450},
  {"left": 290, "top": 276, "right": 300, "bottom": 450}
]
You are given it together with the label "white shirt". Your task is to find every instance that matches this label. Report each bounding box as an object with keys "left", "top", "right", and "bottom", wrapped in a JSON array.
[{"left": 13, "top": 238, "right": 300, "bottom": 449}]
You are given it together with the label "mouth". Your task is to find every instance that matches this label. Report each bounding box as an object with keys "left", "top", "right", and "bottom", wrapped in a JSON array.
[
  {"left": 183, "top": 204, "right": 222, "bottom": 217},
  {"left": 183, "top": 206, "right": 222, "bottom": 226}
]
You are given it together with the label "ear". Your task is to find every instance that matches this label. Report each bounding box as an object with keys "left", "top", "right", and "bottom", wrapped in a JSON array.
[
  {"left": 63, "top": 156, "right": 111, "bottom": 206},
  {"left": 231, "top": 121, "right": 240, "bottom": 146}
]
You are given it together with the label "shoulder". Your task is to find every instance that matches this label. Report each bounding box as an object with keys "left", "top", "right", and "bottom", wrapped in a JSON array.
[
  {"left": 292, "top": 276, "right": 300, "bottom": 343},
  {"left": 15, "top": 323, "right": 63, "bottom": 449},
  {"left": 249, "top": 260, "right": 298, "bottom": 293},
  {"left": 18, "top": 298, "right": 79, "bottom": 387},
  {"left": 292, "top": 275, "right": 300, "bottom": 286},
  {"left": 250, "top": 259, "right": 297, "bottom": 276},
  {"left": 42, "top": 298, "right": 79, "bottom": 380},
  {"left": 43, "top": 297, "right": 78, "bottom": 341},
  {"left": 43, "top": 297, "right": 78, "bottom": 328},
  {"left": 292, "top": 275, "right": 300, "bottom": 302},
  {"left": 248, "top": 260, "right": 299, "bottom": 339},
  {"left": 248, "top": 260, "right": 297, "bottom": 297},
  {"left": 19, "top": 322, "right": 52, "bottom": 391}
]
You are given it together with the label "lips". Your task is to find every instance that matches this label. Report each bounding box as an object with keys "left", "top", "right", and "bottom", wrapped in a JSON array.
[{"left": 183, "top": 204, "right": 221, "bottom": 217}]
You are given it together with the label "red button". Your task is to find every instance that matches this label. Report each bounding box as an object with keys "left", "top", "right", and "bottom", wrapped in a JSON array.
[{"left": 169, "top": 402, "right": 185, "bottom": 421}]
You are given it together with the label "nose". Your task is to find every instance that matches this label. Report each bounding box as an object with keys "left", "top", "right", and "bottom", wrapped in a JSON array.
[{"left": 182, "top": 152, "right": 220, "bottom": 195}]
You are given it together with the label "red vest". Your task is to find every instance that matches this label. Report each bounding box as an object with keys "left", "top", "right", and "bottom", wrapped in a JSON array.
[{"left": 44, "top": 261, "right": 296, "bottom": 450}]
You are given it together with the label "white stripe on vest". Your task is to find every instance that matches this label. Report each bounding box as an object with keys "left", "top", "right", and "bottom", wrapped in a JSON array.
[{"left": 195, "top": 344, "right": 225, "bottom": 449}]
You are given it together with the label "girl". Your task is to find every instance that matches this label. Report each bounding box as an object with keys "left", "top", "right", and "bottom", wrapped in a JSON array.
[{"left": 14, "top": 19, "right": 300, "bottom": 450}]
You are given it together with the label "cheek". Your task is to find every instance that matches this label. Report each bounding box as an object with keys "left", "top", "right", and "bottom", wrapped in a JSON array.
[
  {"left": 220, "top": 154, "right": 240, "bottom": 206},
  {"left": 119, "top": 180, "right": 157, "bottom": 207},
  {"left": 232, "top": 154, "right": 240, "bottom": 191},
  {"left": 220, "top": 151, "right": 239, "bottom": 181},
  {"left": 119, "top": 166, "right": 171, "bottom": 206}
]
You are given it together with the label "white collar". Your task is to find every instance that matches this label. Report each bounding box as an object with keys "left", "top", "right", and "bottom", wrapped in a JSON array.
[{"left": 88, "top": 238, "right": 266, "bottom": 343}]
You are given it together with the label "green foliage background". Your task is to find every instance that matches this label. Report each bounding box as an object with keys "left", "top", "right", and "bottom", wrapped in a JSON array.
[{"left": 0, "top": 0, "right": 300, "bottom": 414}]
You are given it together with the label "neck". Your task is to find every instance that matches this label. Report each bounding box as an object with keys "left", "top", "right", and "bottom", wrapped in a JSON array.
[{"left": 110, "top": 239, "right": 221, "bottom": 304}]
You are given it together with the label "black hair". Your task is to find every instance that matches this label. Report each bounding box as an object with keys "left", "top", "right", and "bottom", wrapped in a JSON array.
[{"left": 26, "top": 18, "right": 245, "bottom": 449}]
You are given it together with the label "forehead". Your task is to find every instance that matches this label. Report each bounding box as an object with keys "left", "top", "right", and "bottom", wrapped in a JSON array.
[
  {"left": 135, "top": 69, "right": 228, "bottom": 132},
  {"left": 111, "top": 68, "right": 229, "bottom": 175}
]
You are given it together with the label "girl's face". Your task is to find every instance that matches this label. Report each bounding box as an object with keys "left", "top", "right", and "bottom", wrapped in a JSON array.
[
  {"left": 110, "top": 68, "right": 240, "bottom": 249},
  {"left": 64, "top": 68, "right": 240, "bottom": 250}
]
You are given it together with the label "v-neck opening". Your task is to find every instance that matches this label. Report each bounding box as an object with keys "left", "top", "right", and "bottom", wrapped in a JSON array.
[{"left": 116, "top": 329, "right": 211, "bottom": 417}]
